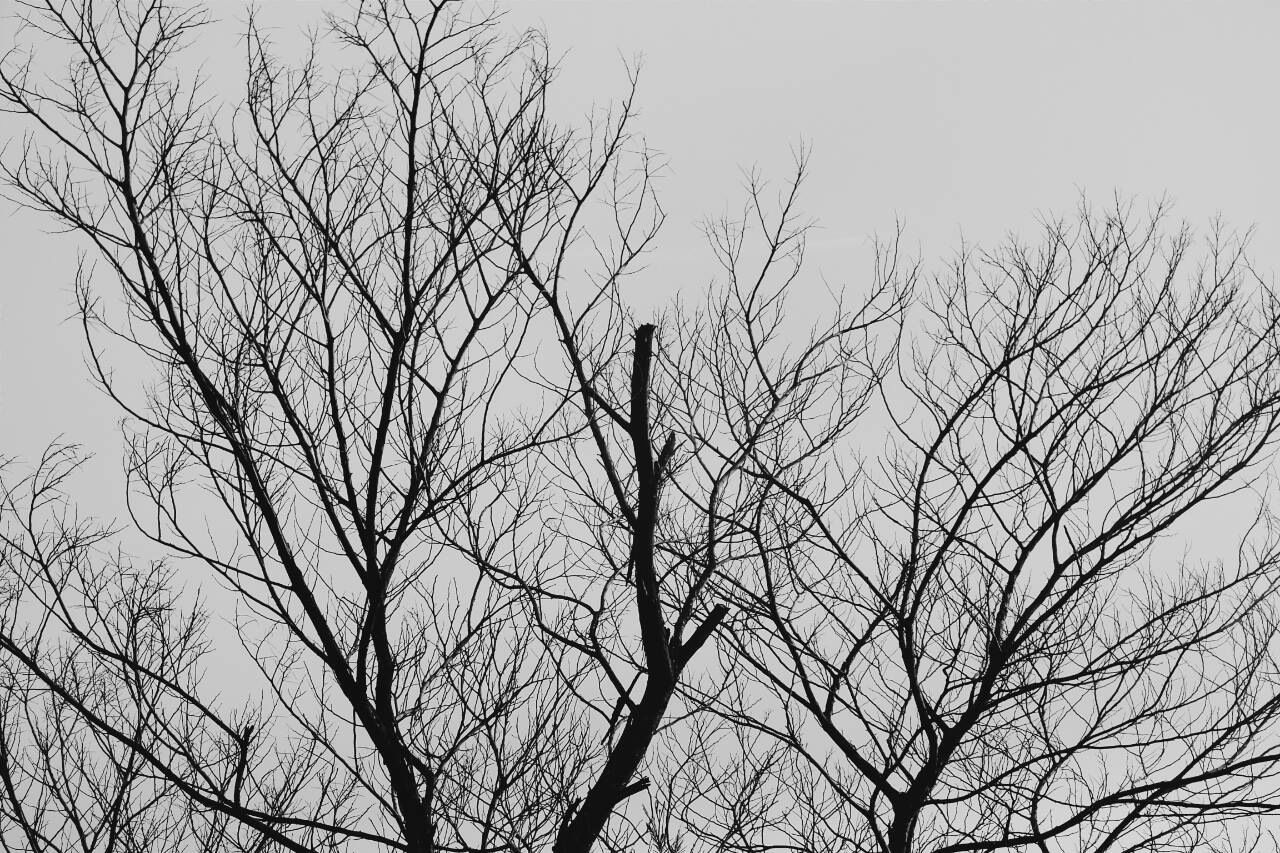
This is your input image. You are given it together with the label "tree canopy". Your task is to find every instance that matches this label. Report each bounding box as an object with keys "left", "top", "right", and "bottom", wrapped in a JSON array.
[{"left": 3, "top": 3, "right": 1280, "bottom": 852}]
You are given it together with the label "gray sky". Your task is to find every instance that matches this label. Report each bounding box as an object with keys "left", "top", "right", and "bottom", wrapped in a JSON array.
[{"left": 2, "top": 0, "right": 1279, "bottom": 516}]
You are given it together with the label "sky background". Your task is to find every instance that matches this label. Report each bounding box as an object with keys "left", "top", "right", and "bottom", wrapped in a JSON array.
[{"left": 2, "top": 0, "right": 1279, "bottom": 518}]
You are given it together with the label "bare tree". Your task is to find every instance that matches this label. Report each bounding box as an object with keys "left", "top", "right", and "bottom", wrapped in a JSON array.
[
  {"left": 0, "top": 1, "right": 732, "bottom": 851},
  {"left": 661, "top": 196, "right": 1280, "bottom": 852},
  {"left": 7, "top": 2, "right": 1280, "bottom": 853}
]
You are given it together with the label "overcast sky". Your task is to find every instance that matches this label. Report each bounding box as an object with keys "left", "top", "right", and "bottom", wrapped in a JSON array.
[{"left": 2, "top": 0, "right": 1279, "bottom": 515}]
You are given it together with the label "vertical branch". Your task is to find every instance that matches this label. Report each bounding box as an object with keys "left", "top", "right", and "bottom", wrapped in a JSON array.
[{"left": 555, "top": 324, "right": 726, "bottom": 853}]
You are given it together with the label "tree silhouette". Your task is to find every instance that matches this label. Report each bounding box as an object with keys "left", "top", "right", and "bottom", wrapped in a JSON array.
[
  {"left": 661, "top": 202, "right": 1280, "bottom": 853},
  {"left": 4, "top": 3, "right": 1280, "bottom": 853},
  {"left": 0, "top": 1, "right": 730, "bottom": 850}
]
